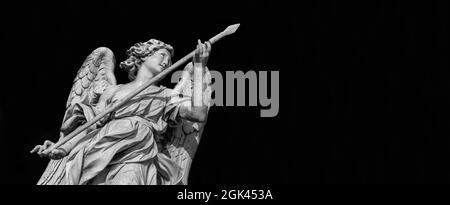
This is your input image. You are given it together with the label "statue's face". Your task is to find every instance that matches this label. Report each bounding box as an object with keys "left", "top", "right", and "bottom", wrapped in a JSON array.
[{"left": 143, "top": 48, "right": 171, "bottom": 74}]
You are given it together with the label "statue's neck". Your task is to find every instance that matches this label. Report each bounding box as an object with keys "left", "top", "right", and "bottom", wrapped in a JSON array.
[{"left": 133, "top": 66, "right": 156, "bottom": 87}]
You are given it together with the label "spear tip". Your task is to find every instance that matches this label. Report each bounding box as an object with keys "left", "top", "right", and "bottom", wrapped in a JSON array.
[{"left": 224, "top": 23, "right": 240, "bottom": 35}]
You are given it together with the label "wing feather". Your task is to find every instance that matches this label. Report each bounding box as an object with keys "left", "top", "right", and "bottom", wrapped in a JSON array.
[{"left": 65, "top": 47, "right": 116, "bottom": 108}]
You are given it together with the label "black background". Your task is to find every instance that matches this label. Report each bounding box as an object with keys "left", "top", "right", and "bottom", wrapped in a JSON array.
[{"left": 1, "top": 0, "right": 449, "bottom": 185}]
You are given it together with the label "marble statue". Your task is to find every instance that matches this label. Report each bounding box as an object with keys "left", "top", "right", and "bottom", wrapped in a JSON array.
[{"left": 30, "top": 38, "right": 214, "bottom": 185}]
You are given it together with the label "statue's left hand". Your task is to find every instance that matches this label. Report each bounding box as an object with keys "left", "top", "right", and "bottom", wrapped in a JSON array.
[
  {"left": 193, "top": 40, "right": 211, "bottom": 66},
  {"left": 30, "top": 140, "right": 67, "bottom": 160}
]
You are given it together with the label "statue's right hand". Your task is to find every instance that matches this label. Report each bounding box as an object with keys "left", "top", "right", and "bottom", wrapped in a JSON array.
[{"left": 30, "top": 140, "right": 67, "bottom": 160}]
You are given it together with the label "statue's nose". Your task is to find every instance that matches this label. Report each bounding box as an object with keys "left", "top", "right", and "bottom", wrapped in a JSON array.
[{"left": 161, "top": 59, "right": 168, "bottom": 67}]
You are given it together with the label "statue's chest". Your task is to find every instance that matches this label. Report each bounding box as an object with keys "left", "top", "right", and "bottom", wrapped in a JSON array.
[
  {"left": 110, "top": 85, "right": 164, "bottom": 103},
  {"left": 111, "top": 88, "right": 135, "bottom": 102},
  {"left": 110, "top": 86, "right": 166, "bottom": 118}
]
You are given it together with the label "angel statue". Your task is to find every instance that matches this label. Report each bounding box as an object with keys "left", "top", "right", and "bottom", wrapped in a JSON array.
[{"left": 30, "top": 38, "right": 213, "bottom": 185}]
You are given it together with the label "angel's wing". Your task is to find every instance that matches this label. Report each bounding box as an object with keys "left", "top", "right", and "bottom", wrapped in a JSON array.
[
  {"left": 65, "top": 47, "right": 116, "bottom": 109},
  {"left": 165, "top": 63, "right": 212, "bottom": 185},
  {"left": 37, "top": 47, "right": 117, "bottom": 185}
]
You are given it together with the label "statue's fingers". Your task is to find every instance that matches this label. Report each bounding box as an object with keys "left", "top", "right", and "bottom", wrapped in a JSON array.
[
  {"left": 194, "top": 40, "right": 201, "bottom": 59},
  {"left": 205, "top": 43, "right": 210, "bottom": 58},
  {"left": 38, "top": 145, "right": 45, "bottom": 154},
  {"left": 198, "top": 40, "right": 203, "bottom": 56},
  {"left": 30, "top": 145, "right": 38, "bottom": 153},
  {"left": 202, "top": 42, "right": 206, "bottom": 56},
  {"left": 197, "top": 40, "right": 201, "bottom": 52},
  {"left": 30, "top": 145, "right": 41, "bottom": 153},
  {"left": 204, "top": 44, "right": 210, "bottom": 58},
  {"left": 43, "top": 140, "right": 53, "bottom": 149},
  {"left": 206, "top": 41, "right": 211, "bottom": 53},
  {"left": 199, "top": 44, "right": 204, "bottom": 59},
  {"left": 202, "top": 43, "right": 207, "bottom": 57},
  {"left": 38, "top": 146, "right": 46, "bottom": 157}
]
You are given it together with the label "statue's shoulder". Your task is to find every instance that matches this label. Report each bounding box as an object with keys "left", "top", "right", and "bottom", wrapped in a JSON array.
[
  {"left": 104, "top": 84, "right": 121, "bottom": 95},
  {"left": 158, "top": 85, "right": 177, "bottom": 96}
]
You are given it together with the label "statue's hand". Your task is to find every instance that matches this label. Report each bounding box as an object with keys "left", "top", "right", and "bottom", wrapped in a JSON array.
[
  {"left": 193, "top": 40, "right": 211, "bottom": 66},
  {"left": 30, "top": 140, "right": 67, "bottom": 160}
]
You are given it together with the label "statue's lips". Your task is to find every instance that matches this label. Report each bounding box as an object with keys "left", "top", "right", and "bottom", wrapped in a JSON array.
[{"left": 158, "top": 65, "right": 167, "bottom": 70}]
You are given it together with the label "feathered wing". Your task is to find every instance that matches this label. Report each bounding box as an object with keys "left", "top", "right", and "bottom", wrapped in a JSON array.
[
  {"left": 165, "top": 63, "right": 213, "bottom": 185},
  {"left": 37, "top": 47, "right": 117, "bottom": 185}
]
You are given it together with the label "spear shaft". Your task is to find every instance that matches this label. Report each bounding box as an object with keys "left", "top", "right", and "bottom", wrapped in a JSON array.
[{"left": 41, "top": 24, "right": 240, "bottom": 155}]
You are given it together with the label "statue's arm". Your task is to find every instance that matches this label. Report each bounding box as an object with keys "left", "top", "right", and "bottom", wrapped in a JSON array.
[
  {"left": 177, "top": 40, "right": 211, "bottom": 123},
  {"left": 178, "top": 61, "right": 208, "bottom": 123},
  {"left": 95, "top": 85, "right": 117, "bottom": 115}
]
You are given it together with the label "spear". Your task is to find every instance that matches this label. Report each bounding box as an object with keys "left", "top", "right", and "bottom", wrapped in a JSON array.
[{"left": 40, "top": 23, "right": 240, "bottom": 155}]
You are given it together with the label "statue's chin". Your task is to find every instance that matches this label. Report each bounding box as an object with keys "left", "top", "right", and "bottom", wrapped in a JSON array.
[{"left": 147, "top": 66, "right": 163, "bottom": 76}]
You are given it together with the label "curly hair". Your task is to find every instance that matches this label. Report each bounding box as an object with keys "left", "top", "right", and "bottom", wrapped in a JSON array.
[{"left": 119, "top": 39, "right": 174, "bottom": 81}]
